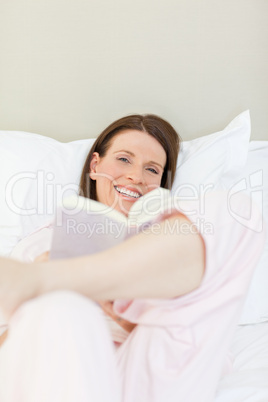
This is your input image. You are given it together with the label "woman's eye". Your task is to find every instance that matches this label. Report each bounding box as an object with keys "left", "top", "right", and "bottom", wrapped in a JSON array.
[
  {"left": 118, "top": 157, "right": 129, "bottom": 163},
  {"left": 147, "top": 167, "right": 159, "bottom": 175}
]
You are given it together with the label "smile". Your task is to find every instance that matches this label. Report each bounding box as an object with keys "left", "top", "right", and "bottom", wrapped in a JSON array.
[{"left": 114, "top": 186, "right": 142, "bottom": 199}]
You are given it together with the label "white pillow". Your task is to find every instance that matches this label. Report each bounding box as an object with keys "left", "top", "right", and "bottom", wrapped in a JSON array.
[
  {"left": 235, "top": 141, "right": 268, "bottom": 324},
  {"left": 172, "top": 110, "right": 250, "bottom": 196},
  {"left": 0, "top": 134, "right": 94, "bottom": 256},
  {"left": 0, "top": 111, "right": 250, "bottom": 258}
]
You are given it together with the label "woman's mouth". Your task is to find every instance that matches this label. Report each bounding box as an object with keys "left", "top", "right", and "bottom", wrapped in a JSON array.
[{"left": 114, "top": 185, "right": 142, "bottom": 199}]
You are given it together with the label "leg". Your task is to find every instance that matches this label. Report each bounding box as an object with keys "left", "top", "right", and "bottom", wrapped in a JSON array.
[{"left": 0, "top": 291, "right": 121, "bottom": 402}]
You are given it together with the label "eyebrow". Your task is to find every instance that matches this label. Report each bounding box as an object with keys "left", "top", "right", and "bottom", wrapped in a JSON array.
[{"left": 113, "top": 150, "right": 164, "bottom": 170}]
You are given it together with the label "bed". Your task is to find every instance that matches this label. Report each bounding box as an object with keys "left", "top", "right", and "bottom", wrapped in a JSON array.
[
  {"left": 1, "top": 0, "right": 268, "bottom": 398},
  {"left": 0, "top": 111, "right": 268, "bottom": 400}
]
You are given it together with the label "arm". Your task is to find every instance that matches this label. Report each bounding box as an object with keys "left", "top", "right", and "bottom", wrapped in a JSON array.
[{"left": 0, "top": 214, "right": 205, "bottom": 319}]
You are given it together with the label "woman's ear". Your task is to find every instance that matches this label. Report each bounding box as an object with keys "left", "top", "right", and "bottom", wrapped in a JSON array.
[{"left": 89, "top": 152, "right": 100, "bottom": 180}]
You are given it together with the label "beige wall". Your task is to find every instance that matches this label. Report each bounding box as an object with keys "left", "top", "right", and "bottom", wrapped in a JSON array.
[{"left": 0, "top": 0, "right": 267, "bottom": 141}]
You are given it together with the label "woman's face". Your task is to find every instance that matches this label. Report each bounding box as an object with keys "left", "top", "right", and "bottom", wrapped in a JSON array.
[{"left": 90, "top": 130, "right": 167, "bottom": 216}]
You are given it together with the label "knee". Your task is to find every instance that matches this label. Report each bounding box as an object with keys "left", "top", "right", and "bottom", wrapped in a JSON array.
[
  {"left": 10, "top": 291, "right": 102, "bottom": 329},
  {"left": 35, "top": 290, "right": 98, "bottom": 313}
]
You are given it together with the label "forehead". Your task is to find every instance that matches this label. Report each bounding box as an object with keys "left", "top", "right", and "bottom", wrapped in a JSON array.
[{"left": 108, "top": 130, "right": 166, "bottom": 163}]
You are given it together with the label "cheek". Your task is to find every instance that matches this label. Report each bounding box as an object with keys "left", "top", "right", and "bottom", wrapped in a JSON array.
[
  {"left": 97, "top": 160, "right": 121, "bottom": 179},
  {"left": 145, "top": 175, "right": 162, "bottom": 191}
]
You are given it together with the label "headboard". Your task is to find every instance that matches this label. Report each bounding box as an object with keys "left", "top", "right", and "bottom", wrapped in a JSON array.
[{"left": 0, "top": 0, "right": 267, "bottom": 141}]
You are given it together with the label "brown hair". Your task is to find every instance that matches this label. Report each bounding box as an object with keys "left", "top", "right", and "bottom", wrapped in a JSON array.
[{"left": 79, "top": 114, "right": 181, "bottom": 200}]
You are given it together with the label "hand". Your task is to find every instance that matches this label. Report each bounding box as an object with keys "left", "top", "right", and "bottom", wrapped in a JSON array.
[
  {"left": 0, "top": 329, "right": 8, "bottom": 347},
  {"left": 98, "top": 300, "right": 137, "bottom": 333},
  {"left": 34, "top": 251, "right": 50, "bottom": 263}
]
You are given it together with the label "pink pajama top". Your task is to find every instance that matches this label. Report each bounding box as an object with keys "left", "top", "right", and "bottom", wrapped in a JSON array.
[{"left": 9, "top": 191, "right": 265, "bottom": 402}]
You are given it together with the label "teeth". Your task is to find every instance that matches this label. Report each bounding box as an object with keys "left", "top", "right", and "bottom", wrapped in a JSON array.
[{"left": 115, "top": 186, "right": 141, "bottom": 198}]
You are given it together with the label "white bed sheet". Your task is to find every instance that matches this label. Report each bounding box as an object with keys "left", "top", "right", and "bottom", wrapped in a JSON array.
[{"left": 215, "top": 322, "right": 268, "bottom": 401}]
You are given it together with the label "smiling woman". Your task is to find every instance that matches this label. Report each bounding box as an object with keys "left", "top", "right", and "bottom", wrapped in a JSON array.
[
  {"left": 0, "top": 114, "right": 265, "bottom": 402},
  {"left": 89, "top": 130, "right": 167, "bottom": 215},
  {"left": 79, "top": 114, "right": 180, "bottom": 204}
]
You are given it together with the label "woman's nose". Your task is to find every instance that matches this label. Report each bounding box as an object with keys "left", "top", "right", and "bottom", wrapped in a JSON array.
[{"left": 126, "top": 166, "right": 145, "bottom": 184}]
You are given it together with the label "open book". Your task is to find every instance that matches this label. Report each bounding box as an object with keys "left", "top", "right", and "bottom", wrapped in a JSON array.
[{"left": 50, "top": 187, "right": 174, "bottom": 259}]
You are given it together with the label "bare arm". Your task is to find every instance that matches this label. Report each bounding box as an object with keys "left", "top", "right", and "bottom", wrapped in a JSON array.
[
  {"left": 40, "top": 214, "right": 205, "bottom": 298},
  {"left": 0, "top": 214, "right": 205, "bottom": 319}
]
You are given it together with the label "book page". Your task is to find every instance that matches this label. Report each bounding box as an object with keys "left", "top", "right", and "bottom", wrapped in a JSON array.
[{"left": 50, "top": 187, "right": 173, "bottom": 259}]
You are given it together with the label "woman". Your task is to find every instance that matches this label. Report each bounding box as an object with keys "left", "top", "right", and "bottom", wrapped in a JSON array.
[{"left": 0, "top": 114, "right": 264, "bottom": 402}]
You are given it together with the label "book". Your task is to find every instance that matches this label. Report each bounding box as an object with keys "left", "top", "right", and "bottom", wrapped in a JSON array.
[{"left": 50, "top": 187, "right": 174, "bottom": 259}]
